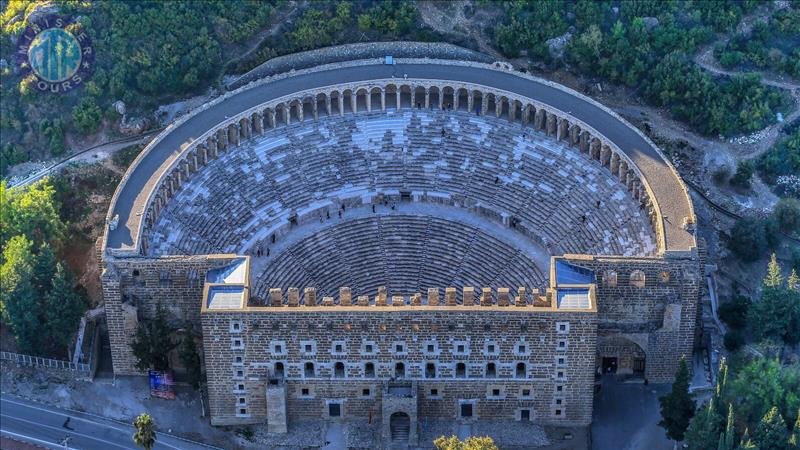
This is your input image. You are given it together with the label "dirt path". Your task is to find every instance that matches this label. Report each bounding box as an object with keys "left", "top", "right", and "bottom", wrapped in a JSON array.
[
  {"left": 693, "top": 2, "right": 799, "bottom": 91},
  {"left": 219, "top": 1, "right": 305, "bottom": 82},
  {"left": 7, "top": 132, "right": 158, "bottom": 189},
  {"left": 417, "top": 1, "right": 504, "bottom": 60}
]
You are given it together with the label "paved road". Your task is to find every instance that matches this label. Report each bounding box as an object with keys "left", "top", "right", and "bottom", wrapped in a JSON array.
[
  {"left": 107, "top": 61, "right": 694, "bottom": 253},
  {"left": 591, "top": 377, "right": 672, "bottom": 450},
  {"left": 0, "top": 394, "right": 216, "bottom": 450}
]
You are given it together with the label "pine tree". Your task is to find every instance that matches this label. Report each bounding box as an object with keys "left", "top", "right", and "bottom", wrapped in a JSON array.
[
  {"left": 179, "top": 330, "right": 203, "bottom": 390},
  {"left": 737, "top": 428, "right": 757, "bottom": 450},
  {"left": 718, "top": 403, "right": 736, "bottom": 450},
  {"left": 753, "top": 406, "right": 789, "bottom": 450},
  {"left": 789, "top": 410, "right": 799, "bottom": 448},
  {"left": 750, "top": 256, "right": 796, "bottom": 343},
  {"left": 686, "top": 397, "right": 725, "bottom": 450},
  {"left": 44, "top": 263, "right": 87, "bottom": 353},
  {"left": 659, "top": 358, "right": 696, "bottom": 442},
  {"left": 133, "top": 413, "right": 156, "bottom": 450},
  {"left": 789, "top": 270, "right": 799, "bottom": 291},
  {"left": 130, "top": 303, "right": 175, "bottom": 372},
  {"left": 765, "top": 254, "right": 783, "bottom": 288},
  {"left": 0, "top": 236, "right": 43, "bottom": 354}
]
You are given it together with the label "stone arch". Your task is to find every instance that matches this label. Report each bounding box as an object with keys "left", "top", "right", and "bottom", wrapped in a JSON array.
[
  {"left": 472, "top": 89, "right": 483, "bottom": 114},
  {"left": 315, "top": 92, "right": 328, "bottom": 117},
  {"left": 428, "top": 85, "right": 441, "bottom": 109},
  {"left": 370, "top": 86, "right": 383, "bottom": 111},
  {"left": 385, "top": 84, "right": 399, "bottom": 110},
  {"left": 603, "top": 270, "right": 618, "bottom": 288},
  {"left": 390, "top": 412, "right": 411, "bottom": 442},
  {"left": 630, "top": 269, "right": 646, "bottom": 288},
  {"left": 274, "top": 103, "right": 288, "bottom": 126},
  {"left": 288, "top": 99, "right": 303, "bottom": 123},
  {"left": 597, "top": 335, "right": 647, "bottom": 377},
  {"left": 399, "top": 84, "right": 413, "bottom": 108},
  {"left": 455, "top": 87, "right": 470, "bottom": 111},
  {"left": 355, "top": 87, "right": 370, "bottom": 112},
  {"left": 486, "top": 92, "right": 498, "bottom": 116},
  {"left": 341, "top": 89, "right": 355, "bottom": 114},
  {"left": 413, "top": 86, "right": 426, "bottom": 109},
  {"left": 442, "top": 86, "right": 455, "bottom": 109},
  {"left": 498, "top": 95, "right": 510, "bottom": 119}
]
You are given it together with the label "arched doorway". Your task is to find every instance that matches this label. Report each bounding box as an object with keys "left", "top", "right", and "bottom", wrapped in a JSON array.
[
  {"left": 390, "top": 412, "right": 411, "bottom": 442},
  {"left": 597, "top": 335, "right": 646, "bottom": 377}
]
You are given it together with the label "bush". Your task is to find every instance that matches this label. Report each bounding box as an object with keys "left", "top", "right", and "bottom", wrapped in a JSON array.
[
  {"left": 730, "top": 160, "right": 755, "bottom": 188},
  {"left": 774, "top": 198, "right": 800, "bottom": 234},
  {"left": 728, "top": 217, "right": 768, "bottom": 261},
  {"left": 718, "top": 295, "right": 750, "bottom": 330},
  {"left": 724, "top": 329, "right": 745, "bottom": 351},
  {"left": 72, "top": 97, "right": 103, "bottom": 134}
]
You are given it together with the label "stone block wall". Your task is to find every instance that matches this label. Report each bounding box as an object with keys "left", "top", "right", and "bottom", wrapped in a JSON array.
[
  {"left": 560, "top": 255, "right": 700, "bottom": 382},
  {"left": 200, "top": 308, "right": 596, "bottom": 427},
  {"left": 101, "top": 255, "right": 240, "bottom": 375}
]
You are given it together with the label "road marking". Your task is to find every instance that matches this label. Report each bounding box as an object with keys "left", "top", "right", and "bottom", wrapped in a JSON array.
[
  {"left": 1, "top": 396, "right": 194, "bottom": 449},
  {"left": 1, "top": 428, "right": 75, "bottom": 449},
  {"left": 1, "top": 414, "right": 131, "bottom": 449}
]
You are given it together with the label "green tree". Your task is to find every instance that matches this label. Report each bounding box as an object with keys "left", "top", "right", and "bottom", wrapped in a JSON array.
[
  {"left": 749, "top": 255, "right": 800, "bottom": 344},
  {"left": 0, "top": 179, "right": 65, "bottom": 249},
  {"left": 72, "top": 97, "right": 103, "bottom": 134},
  {"left": 789, "top": 410, "right": 799, "bottom": 448},
  {"left": 753, "top": 406, "right": 789, "bottom": 450},
  {"left": 0, "top": 236, "right": 42, "bottom": 353},
  {"left": 130, "top": 303, "right": 175, "bottom": 372},
  {"left": 31, "top": 243, "right": 56, "bottom": 294},
  {"left": 774, "top": 198, "right": 800, "bottom": 234},
  {"left": 718, "top": 403, "right": 736, "bottom": 450},
  {"left": 686, "top": 397, "right": 725, "bottom": 450},
  {"left": 738, "top": 429, "right": 758, "bottom": 450},
  {"left": 133, "top": 413, "right": 156, "bottom": 450},
  {"left": 731, "top": 160, "right": 755, "bottom": 188},
  {"left": 728, "top": 217, "right": 768, "bottom": 262},
  {"left": 659, "top": 358, "right": 696, "bottom": 442},
  {"left": 719, "top": 294, "right": 750, "bottom": 330},
  {"left": 179, "top": 330, "right": 203, "bottom": 390},
  {"left": 43, "top": 263, "right": 87, "bottom": 353},
  {"left": 434, "top": 435, "right": 499, "bottom": 450},
  {"left": 730, "top": 358, "right": 800, "bottom": 429}
]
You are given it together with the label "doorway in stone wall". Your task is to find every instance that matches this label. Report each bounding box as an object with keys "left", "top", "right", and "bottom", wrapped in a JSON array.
[
  {"left": 390, "top": 412, "right": 410, "bottom": 442},
  {"left": 602, "top": 357, "right": 618, "bottom": 373}
]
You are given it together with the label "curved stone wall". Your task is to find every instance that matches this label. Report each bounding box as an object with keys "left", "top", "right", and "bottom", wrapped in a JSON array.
[
  {"left": 117, "top": 79, "right": 666, "bottom": 259},
  {"left": 104, "top": 57, "right": 695, "bottom": 260}
]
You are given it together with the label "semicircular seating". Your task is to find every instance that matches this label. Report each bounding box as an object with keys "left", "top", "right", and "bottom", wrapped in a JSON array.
[
  {"left": 251, "top": 215, "right": 547, "bottom": 300},
  {"left": 148, "top": 109, "right": 657, "bottom": 289}
]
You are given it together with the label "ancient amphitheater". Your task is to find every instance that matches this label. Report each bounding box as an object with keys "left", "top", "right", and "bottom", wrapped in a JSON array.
[{"left": 100, "top": 44, "right": 701, "bottom": 446}]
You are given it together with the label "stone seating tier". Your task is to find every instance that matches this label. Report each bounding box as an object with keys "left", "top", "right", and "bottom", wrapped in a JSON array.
[{"left": 149, "top": 109, "right": 656, "bottom": 295}]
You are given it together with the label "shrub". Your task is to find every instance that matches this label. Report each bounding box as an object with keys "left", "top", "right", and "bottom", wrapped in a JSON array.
[
  {"left": 774, "top": 198, "right": 800, "bottom": 234},
  {"left": 730, "top": 160, "right": 755, "bottom": 189},
  {"left": 724, "top": 329, "right": 745, "bottom": 351},
  {"left": 728, "top": 217, "right": 767, "bottom": 262},
  {"left": 72, "top": 97, "right": 103, "bottom": 134},
  {"left": 718, "top": 295, "right": 750, "bottom": 330}
]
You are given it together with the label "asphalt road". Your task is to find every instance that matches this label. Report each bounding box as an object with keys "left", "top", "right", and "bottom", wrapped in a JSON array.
[
  {"left": 107, "top": 61, "right": 693, "bottom": 253},
  {"left": 0, "top": 394, "right": 216, "bottom": 450},
  {"left": 591, "top": 377, "right": 672, "bottom": 450}
]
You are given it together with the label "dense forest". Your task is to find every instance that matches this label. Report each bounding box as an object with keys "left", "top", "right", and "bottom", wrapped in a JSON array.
[
  {"left": 494, "top": 0, "right": 790, "bottom": 136},
  {"left": 2, "top": 0, "right": 797, "bottom": 175}
]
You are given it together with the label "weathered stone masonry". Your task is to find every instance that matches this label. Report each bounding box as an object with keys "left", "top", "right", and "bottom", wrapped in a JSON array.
[
  {"left": 99, "top": 58, "right": 700, "bottom": 438},
  {"left": 200, "top": 304, "right": 597, "bottom": 428}
]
